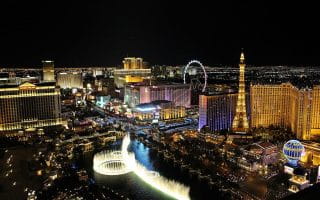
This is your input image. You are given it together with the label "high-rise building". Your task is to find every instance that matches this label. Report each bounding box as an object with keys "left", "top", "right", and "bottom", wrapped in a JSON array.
[
  {"left": 123, "top": 57, "right": 144, "bottom": 69},
  {"left": 250, "top": 83, "right": 320, "bottom": 140},
  {"left": 251, "top": 83, "right": 294, "bottom": 129},
  {"left": 42, "top": 60, "right": 55, "bottom": 82},
  {"left": 232, "top": 51, "right": 249, "bottom": 132},
  {"left": 295, "top": 89, "right": 312, "bottom": 140},
  {"left": 114, "top": 57, "right": 151, "bottom": 88},
  {"left": 198, "top": 92, "right": 250, "bottom": 132},
  {"left": 124, "top": 84, "right": 191, "bottom": 108},
  {"left": 311, "top": 86, "right": 320, "bottom": 137},
  {"left": 0, "top": 82, "right": 63, "bottom": 132},
  {"left": 57, "top": 71, "right": 83, "bottom": 89},
  {"left": 199, "top": 93, "right": 237, "bottom": 131}
]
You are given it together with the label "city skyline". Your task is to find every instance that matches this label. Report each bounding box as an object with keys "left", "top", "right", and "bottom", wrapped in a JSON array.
[{"left": 2, "top": 2, "right": 320, "bottom": 200}]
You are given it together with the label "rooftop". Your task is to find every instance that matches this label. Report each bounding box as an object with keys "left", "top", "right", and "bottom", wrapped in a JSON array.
[
  {"left": 0, "top": 81, "right": 56, "bottom": 87},
  {"left": 127, "top": 82, "right": 190, "bottom": 88},
  {"left": 254, "top": 141, "right": 276, "bottom": 149},
  {"left": 134, "top": 100, "right": 172, "bottom": 112}
]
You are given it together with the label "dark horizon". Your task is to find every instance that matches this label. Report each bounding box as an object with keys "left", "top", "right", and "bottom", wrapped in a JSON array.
[{"left": 0, "top": 1, "right": 319, "bottom": 67}]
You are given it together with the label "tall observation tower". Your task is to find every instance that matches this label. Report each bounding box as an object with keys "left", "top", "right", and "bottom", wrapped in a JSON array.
[{"left": 232, "top": 50, "right": 249, "bottom": 133}]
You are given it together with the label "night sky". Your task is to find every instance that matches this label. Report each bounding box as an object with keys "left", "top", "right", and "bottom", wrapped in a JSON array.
[{"left": 0, "top": 1, "right": 319, "bottom": 67}]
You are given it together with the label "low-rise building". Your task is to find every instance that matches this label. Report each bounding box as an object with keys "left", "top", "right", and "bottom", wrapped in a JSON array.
[
  {"left": 300, "top": 141, "right": 320, "bottom": 166},
  {"left": 288, "top": 168, "right": 310, "bottom": 193},
  {"left": 133, "top": 100, "right": 186, "bottom": 122},
  {"left": 243, "top": 141, "right": 278, "bottom": 166}
]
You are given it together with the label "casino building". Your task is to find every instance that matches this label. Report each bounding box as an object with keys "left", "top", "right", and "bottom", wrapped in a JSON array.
[
  {"left": 0, "top": 61, "right": 63, "bottom": 133},
  {"left": 250, "top": 83, "right": 320, "bottom": 140},
  {"left": 0, "top": 82, "right": 63, "bottom": 132},
  {"left": 124, "top": 83, "right": 191, "bottom": 108},
  {"left": 42, "top": 60, "right": 55, "bottom": 82},
  {"left": 133, "top": 100, "right": 186, "bottom": 122},
  {"left": 114, "top": 57, "right": 151, "bottom": 88},
  {"left": 57, "top": 71, "right": 83, "bottom": 89},
  {"left": 198, "top": 91, "right": 250, "bottom": 132}
]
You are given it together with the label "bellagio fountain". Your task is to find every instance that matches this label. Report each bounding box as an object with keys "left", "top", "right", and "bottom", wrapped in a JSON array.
[{"left": 93, "top": 134, "right": 191, "bottom": 200}]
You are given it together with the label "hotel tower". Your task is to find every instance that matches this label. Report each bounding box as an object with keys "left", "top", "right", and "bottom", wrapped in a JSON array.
[
  {"left": 42, "top": 60, "right": 55, "bottom": 82},
  {"left": 232, "top": 50, "right": 249, "bottom": 132}
]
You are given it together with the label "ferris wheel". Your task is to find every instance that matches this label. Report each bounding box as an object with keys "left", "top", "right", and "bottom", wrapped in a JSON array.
[{"left": 183, "top": 60, "right": 207, "bottom": 92}]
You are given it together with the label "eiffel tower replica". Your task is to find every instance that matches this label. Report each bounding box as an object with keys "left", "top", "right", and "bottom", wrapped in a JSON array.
[{"left": 232, "top": 50, "right": 249, "bottom": 133}]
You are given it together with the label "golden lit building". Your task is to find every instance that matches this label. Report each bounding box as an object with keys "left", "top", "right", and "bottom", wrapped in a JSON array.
[
  {"left": 251, "top": 83, "right": 292, "bottom": 128},
  {"left": 133, "top": 100, "right": 186, "bottom": 121},
  {"left": 57, "top": 71, "right": 83, "bottom": 89},
  {"left": 124, "top": 75, "right": 143, "bottom": 83},
  {"left": 288, "top": 171, "right": 310, "bottom": 193},
  {"left": 311, "top": 86, "right": 320, "bottom": 137},
  {"left": 0, "top": 82, "right": 63, "bottom": 132},
  {"left": 123, "top": 57, "right": 144, "bottom": 69},
  {"left": 300, "top": 141, "right": 320, "bottom": 166},
  {"left": 134, "top": 112, "right": 153, "bottom": 121},
  {"left": 42, "top": 60, "right": 55, "bottom": 82},
  {"left": 114, "top": 57, "right": 151, "bottom": 88},
  {"left": 160, "top": 106, "right": 186, "bottom": 120},
  {"left": 250, "top": 83, "right": 317, "bottom": 140},
  {"left": 294, "top": 89, "right": 312, "bottom": 140}
]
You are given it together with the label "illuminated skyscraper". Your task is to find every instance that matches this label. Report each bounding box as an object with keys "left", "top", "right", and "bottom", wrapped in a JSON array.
[
  {"left": 232, "top": 51, "right": 249, "bottom": 132},
  {"left": 250, "top": 83, "right": 320, "bottom": 140},
  {"left": 114, "top": 57, "right": 151, "bottom": 88},
  {"left": 123, "top": 57, "right": 144, "bottom": 69},
  {"left": 42, "top": 60, "right": 55, "bottom": 82},
  {"left": 295, "top": 89, "right": 312, "bottom": 140},
  {"left": 251, "top": 83, "right": 294, "bottom": 129},
  {"left": 198, "top": 91, "right": 250, "bottom": 132},
  {"left": 0, "top": 82, "right": 63, "bottom": 132},
  {"left": 199, "top": 93, "right": 237, "bottom": 131},
  {"left": 57, "top": 71, "right": 83, "bottom": 89},
  {"left": 311, "top": 86, "right": 320, "bottom": 137}
]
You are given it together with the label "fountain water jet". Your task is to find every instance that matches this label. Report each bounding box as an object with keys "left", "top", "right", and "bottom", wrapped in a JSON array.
[
  {"left": 93, "top": 134, "right": 191, "bottom": 200},
  {"left": 93, "top": 150, "right": 131, "bottom": 175}
]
